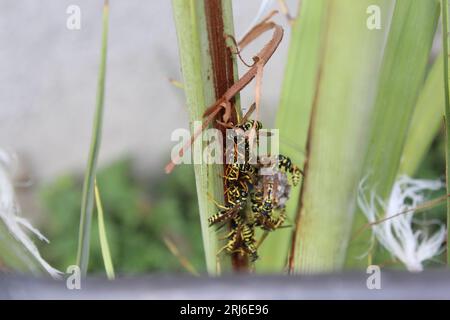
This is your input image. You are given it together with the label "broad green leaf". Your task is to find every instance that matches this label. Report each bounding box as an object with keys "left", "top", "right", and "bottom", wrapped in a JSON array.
[{"left": 266, "top": 0, "right": 393, "bottom": 273}]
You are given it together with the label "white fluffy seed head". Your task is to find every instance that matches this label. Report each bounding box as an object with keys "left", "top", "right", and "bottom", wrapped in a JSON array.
[
  {"left": 0, "top": 148, "right": 61, "bottom": 278},
  {"left": 358, "top": 175, "right": 446, "bottom": 272}
]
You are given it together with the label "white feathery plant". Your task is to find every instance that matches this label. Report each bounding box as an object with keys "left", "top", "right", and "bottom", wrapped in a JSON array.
[
  {"left": 0, "top": 148, "right": 61, "bottom": 278},
  {"left": 358, "top": 175, "right": 446, "bottom": 272}
]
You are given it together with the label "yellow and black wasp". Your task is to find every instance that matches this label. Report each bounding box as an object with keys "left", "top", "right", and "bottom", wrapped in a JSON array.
[
  {"left": 223, "top": 163, "right": 256, "bottom": 192},
  {"left": 239, "top": 221, "right": 258, "bottom": 261},
  {"left": 217, "top": 214, "right": 258, "bottom": 262},
  {"left": 238, "top": 120, "right": 263, "bottom": 132},
  {"left": 277, "top": 154, "right": 303, "bottom": 186},
  {"left": 250, "top": 171, "right": 289, "bottom": 232},
  {"left": 208, "top": 189, "right": 248, "bottom": 226},
  {"left": 226, "top": 120, "right": 263, "bottom": 165}
]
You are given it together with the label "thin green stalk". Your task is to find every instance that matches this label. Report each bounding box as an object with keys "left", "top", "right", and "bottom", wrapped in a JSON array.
[
  {"left": 76, "top": 0, "right": 109, "bottom": 277},
  {"left": 94, "top": 179, "right": 115, "bottom": 280},
  {"left": 441, "top": 0, "right": 450, "bottom": 265}
]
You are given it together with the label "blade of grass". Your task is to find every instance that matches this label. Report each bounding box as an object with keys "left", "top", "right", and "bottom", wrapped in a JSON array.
[
  {"left": 441, "top": 0, "right": 450, "bottom": 265},
  {"left": 399, "top": 52, "right": 444, "bottom": 176},
  {"left": 163, "top": 236, "right": 200, "bottom": 276},
  {"left": 345, "top": 0, "right": 440, "bottom": 268},
  {"left": 76, "top": 0, "right": 109, "bottom": 277},
  {"left": 94, "top": 179, "right": 115, "bottom": 280},
  {"left": 171, "top": 0, "right": 240, "bottom": 274}
]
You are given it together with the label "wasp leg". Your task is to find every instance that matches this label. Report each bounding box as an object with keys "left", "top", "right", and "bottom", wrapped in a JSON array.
[
  {"left": 255, "top": 231, "right": 269, "bottom": 250},
  {"left": 261, "top": 208, "right": 287, "bottom": 231},
  {"left": 207, "top": 192, "right": 233, "bottom": 210},
  {"left": 218, "top": 229, "right": 236, "bottom": 241}
]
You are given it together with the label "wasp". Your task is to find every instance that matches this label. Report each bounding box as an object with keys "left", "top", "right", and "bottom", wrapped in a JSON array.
[
  {"left": 240, "top": 222, "right": 258, "bottom": 261},
  {"left": 250, "top": 173, "right": 288, "bottom": 233},
  {"left": 251, "top": 178, "right": 275, "bottom": 216},
  {"left": 217, "top": 226, "right": 245, "bottom": 257},
  {"left": 209, "top": 174, "right": 249, "bottom": 223},
  {"left": 260, "top": 182, "right": 275, "bottom": 216},
  {"left": 223, "top": 164, "right": 244, "bottom": 184},
  {"left": 223, "top": 185, "right": 250, "bottom": 212},
  {"left": 223, "top": 163, "right": 258, "bottom": 193},
  {"left": 240, "top": 163, "right": 258, "bottom": 177},
  {"left": 251, "top": 190, "right": 263, "bottom": 213},
  {"left": 227, "top": 188, "right": 248, "bottom": 208},
  {"left": 224, "top": 185, "right": 244, "bottom": 204},
  {"left": 217, "top": 214, "right": 258, "bottom": 261},
  {"left": 226, "top": 120, "right": 263, "bottom": 165},
  {"left": 277, "top": 154, "right": 303, "bottom": 186},
  {"left": 208, "top": 190, "right": 248, "bottom": 226},
  {"left": 238, "top": 120, "right": 263, "bottom": 132},
  {"left": 211, "top": 164, "right": 255, "bottom": 229}
]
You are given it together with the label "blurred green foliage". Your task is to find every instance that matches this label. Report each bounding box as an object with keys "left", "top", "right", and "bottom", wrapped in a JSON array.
[{"left": 39, "top": 159, "right": 205, "bottom": 274}]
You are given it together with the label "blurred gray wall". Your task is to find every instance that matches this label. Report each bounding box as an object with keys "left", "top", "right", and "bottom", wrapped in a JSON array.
[{"left": 0, "top": 0, "right": 296, "bottom": 185}]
